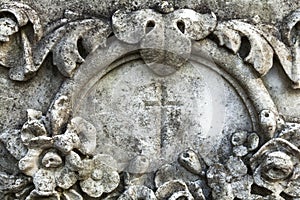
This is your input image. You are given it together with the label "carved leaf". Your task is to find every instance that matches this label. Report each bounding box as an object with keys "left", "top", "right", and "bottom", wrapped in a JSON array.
[
  {"left": 0, "top": 18, "right": 18, "bottom": 42},
  {"left": 52, "top": 19, "right": 111, "bottom": 77},
  {"left": 34, "top": 18, "right": 111, "bottom": 77},
  {"left": 0, "top": 2, "right": 43, "bottom": 41},
  {"left": 0, "top": 3, "right": 111, "bottom": 80},
  {"left": 282, "top": 8, "right": 300, "bottom": 88},
  {"left": 0, "top": 2, "right": 43, "bottom": 81},
  {"left": 282, "top": 9, "right": 300, "bottom": 46},
  {"left": 258, "top": 28, "right": 294, "bottom": 85},
  {"left": 213, "top": 20, "right": 274, "bottom": 76},
  {"left": 9, "top": 30, "right": 36, "bottom": 81},
  {"left": 213, "top": 22, "right": 241, "bottom": 53}
]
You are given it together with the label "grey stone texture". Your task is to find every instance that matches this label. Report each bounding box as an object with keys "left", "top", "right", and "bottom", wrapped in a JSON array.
[{"left": 1, "top": 0, "right": 300, "bottom": 199}]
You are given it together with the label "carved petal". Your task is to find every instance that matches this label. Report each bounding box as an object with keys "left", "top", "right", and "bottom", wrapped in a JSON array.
[
  {"left": 19, "top": 148, "right": 43, "bottom": 176},
  {"left": 55, "top": 167, "right": 77, "bottom": 189},
  {"left": 80, "top": 177, "right": 104, "bottom": 198},
  {"left": 33, "top": 169, "right": 56, "bottom": 194},
  {"left": 247, "top": 132, "right": 259, "bottom": 151},
  {"left": 21, "top": 109, "right": 47, "bottom": 144},
  {"left": 65, "top": 150, "right": 83, "bottom": 171},
  {"left": 225, "top": 156, "right": 247, "bottom": 178},
  {"left": 53, "top": 132, "right": 80, "bottom": 154},
  {"left": 79, "top": 155, "right": 120, "bottom": 197},
  {"left": 78, "top": 158, "right": 94, "bottom": 180},
  {"left": 231, "top": 131, "right": 248, "bottom": 146},
  {"left": 98, "top": 164, "right": 120, "bottom": 193}
]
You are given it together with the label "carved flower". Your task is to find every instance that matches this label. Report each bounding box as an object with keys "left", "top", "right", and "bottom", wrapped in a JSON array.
[
  {"left": 16, "top": 109, "right": 102, "bottom": 199},
  {"left": 22, "top": 148, "right": 84, "bottom": 200},
  {"left": 250, "top": 138, "right": 300, "bottom": 198},
  {"left": 231, "top": 131, "right": 259, "bottom": 157},
  {"left": 78, "top": 154, "right": 120, "bottom": 198}
]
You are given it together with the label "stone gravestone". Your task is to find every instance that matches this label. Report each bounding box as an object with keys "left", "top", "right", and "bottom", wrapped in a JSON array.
[{"left": 1, "top": 0, "right": 300, "bottom": 199}]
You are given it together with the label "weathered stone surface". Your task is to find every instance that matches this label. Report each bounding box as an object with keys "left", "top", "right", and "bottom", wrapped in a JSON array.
[{"left": 1, "top": 0, "right": 300, "bottom": 199}]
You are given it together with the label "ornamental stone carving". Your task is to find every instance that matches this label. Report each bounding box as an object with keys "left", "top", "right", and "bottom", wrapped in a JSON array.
[{"left": 1, "top": 1, "right": 300, "bottom": 199}]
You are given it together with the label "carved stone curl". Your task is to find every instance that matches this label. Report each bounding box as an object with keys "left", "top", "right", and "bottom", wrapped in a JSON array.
[{"left": 2, "top": 1, "right": 300, "bottom": 200}]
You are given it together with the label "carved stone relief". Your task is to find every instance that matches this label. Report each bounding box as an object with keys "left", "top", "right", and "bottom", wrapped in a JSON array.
[{"left": 1, "top": 1, "right": 300, "bottom": 199}]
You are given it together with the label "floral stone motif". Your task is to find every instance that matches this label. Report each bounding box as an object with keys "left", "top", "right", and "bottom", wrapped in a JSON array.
[
  {"left": 2, "top": 1, "right": 300, "bottom": 199},
  {"left": 5, "top": 109, "right": 120, "bottom": 199}
]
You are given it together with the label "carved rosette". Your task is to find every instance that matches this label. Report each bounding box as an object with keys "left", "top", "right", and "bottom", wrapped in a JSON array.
[
  {"left": 1, "top": 109, "right": 120, "bottom": 199},
  {"left": 1, "top": 1, "right": 300, "bottom": 199}
]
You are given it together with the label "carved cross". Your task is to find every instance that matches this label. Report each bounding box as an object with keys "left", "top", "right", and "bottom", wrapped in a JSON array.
[{"left": 143, "top": 82, "right": 181, "bottom": 156}]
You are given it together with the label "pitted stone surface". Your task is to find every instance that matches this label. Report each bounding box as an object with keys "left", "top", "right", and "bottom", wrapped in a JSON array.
[
  {"left": 76, "top": 59, "right": 252, "bottom": 170},
  {"left": 1, "top": 0, "right": 300, "bottom": 199}
]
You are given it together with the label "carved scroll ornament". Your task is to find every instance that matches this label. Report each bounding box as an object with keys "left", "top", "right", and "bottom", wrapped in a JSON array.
[{"left": 1, "top": 1, "right": 300, "bottom": 199}]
